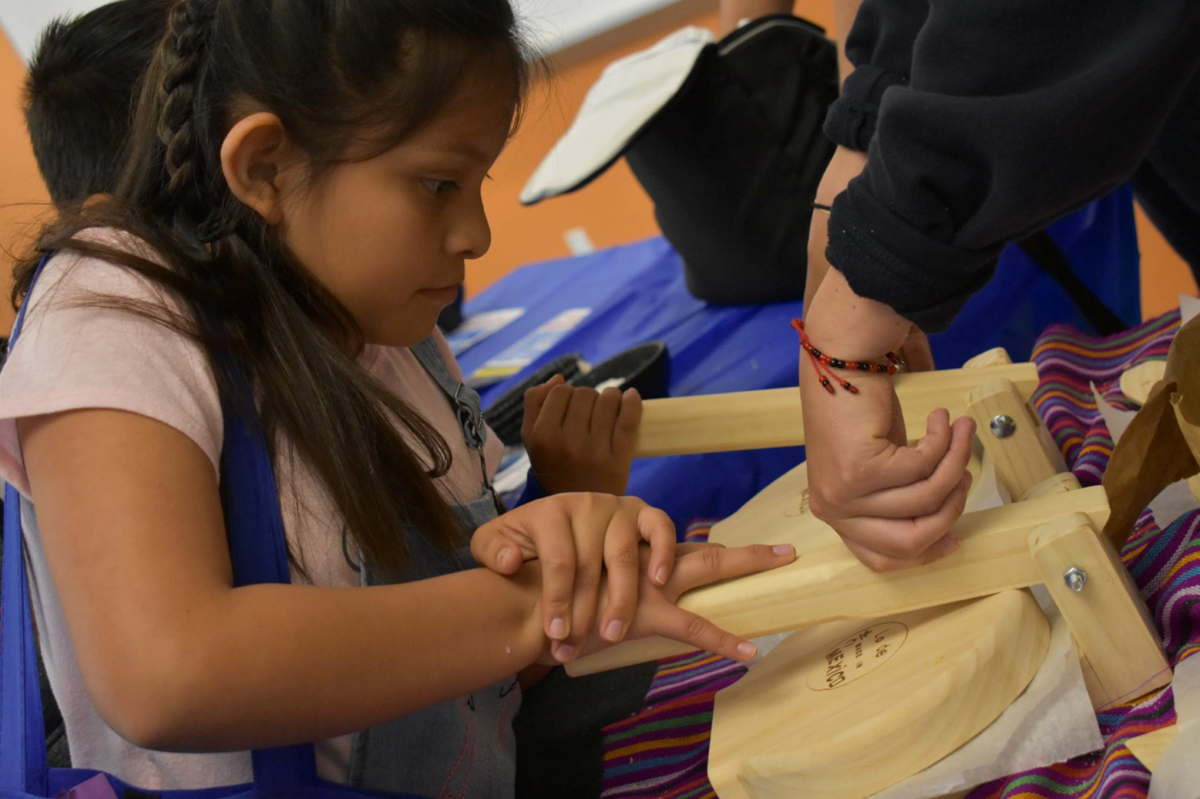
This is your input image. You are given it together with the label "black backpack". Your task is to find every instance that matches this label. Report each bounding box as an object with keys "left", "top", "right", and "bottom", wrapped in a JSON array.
[{"left": 523, "top": 16, "right": 839, "bottom": 305}]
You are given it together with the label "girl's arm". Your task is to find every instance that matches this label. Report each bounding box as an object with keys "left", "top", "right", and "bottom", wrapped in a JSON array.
[
  {"left": 21, "top": 408, "right": 545, "bottom": 753},
  {"left": 21, "top": 408, "right": 790, "bottom": 753}
]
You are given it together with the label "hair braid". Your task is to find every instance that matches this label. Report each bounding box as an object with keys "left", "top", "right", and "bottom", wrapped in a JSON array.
[{"left": 156, "top": 0, "right": 213, "bottom": 230}]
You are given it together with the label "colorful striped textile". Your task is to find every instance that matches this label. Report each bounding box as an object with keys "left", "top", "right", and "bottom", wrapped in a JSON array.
[{"left": 600, "top": 310, "right": 1200, "bottom": 799}]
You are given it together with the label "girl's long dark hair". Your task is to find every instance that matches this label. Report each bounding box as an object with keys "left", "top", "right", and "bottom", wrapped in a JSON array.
[{"left": 12, "top": 0, "right": 531, "bottom": 580}]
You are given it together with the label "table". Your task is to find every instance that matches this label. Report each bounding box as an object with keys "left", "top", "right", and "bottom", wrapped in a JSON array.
[{"left": 459, "top": 188, "right": 1141, "bottom": 530}]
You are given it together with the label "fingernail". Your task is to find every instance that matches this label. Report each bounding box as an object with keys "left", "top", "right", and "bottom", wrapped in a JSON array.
[
  {"left": 773, "top": 544, "right": 796, "bottom": 557},
  {"left": 737, "top": 642, "right": 757, "bottom": 659},
  {"left": 497, "top": 548, "right": 514, "bottom": 569},
  {"left": 604, "top": 620, "right": 623, "bottom": 642},
  {"left": 549, "top": 618, "right": 567, "bottom": 640},
  {"left": 624, "top": 388, "right": 640, "bottom": 399},
  {"left": 940, "top": 536, "right": 961, "bottom": 556},
  {"left": 554, "top": 643, "right": 575, "bottom": 663},
  {"left": 654, "top": 565, "right": 668, "bottom": 585}
]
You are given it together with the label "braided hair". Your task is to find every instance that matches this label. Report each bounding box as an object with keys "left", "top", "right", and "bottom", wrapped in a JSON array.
[{"left": 156, "top": 0, "right": 214, "bottom": 234}]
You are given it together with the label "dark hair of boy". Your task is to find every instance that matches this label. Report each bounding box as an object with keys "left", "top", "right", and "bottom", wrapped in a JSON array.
[{"left": 23, "top": 0, "right": 173, "bottom": 207}]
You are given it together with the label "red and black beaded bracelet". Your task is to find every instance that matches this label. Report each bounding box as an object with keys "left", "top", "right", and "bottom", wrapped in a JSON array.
[{"left": 792, "top": 318, "right": 904, "bottom": 395}]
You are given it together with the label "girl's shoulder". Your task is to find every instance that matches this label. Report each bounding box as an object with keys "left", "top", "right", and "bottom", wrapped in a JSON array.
[
  {"left": 0, "top": 227, "right": 224, "bottom": 496},
  {"left": 24, "top": 227, "right": 177, "bottom": 315}
]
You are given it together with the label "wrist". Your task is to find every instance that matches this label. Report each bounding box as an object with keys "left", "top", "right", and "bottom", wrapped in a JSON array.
[
  {"left": 805, "top": 268, "right": 910, "bottom": 361},
  {"left": 504, "top": 560, "right": 549, "bottom": 664}
]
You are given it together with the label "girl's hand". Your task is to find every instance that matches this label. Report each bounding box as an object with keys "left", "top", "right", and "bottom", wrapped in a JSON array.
[
  {"left": 522, "top": 376, "right": 641, "bottom": 496},
  {"left": 543, "top": 541, "right": 798, "bottom": 666},
  {"left": 800, "top": 269, "right": 976, "bottom": 573},
  {"left": 472, "top": 494, "right": 675, "bottom": 663}
]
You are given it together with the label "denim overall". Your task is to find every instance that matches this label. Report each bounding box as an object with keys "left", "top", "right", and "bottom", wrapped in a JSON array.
[{"left": 346, "top": 339, "right": 519, "bottom": 798}]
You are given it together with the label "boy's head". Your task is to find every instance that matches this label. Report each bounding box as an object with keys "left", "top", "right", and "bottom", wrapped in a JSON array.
[{"left": 23, "top": 0, "right": 173, "bottom": 207}]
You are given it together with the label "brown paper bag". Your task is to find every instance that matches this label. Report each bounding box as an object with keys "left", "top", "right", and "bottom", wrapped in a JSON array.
[{"left": 1102, "top": 315, "right": 1200, "bottom": 545}]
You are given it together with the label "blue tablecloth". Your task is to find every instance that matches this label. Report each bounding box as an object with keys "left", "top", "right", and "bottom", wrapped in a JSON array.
[{"left": 459, "top": 188, "right": 1141, "bottom": 531}]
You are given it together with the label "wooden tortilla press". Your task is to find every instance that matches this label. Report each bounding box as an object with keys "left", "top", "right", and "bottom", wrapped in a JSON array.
[{"left": 574, "top": 349, "right": 1173, "bottom": 798}]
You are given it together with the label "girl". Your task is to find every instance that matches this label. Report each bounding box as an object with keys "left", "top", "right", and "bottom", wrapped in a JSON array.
[{"left": 0, "top": 0, "right": 794, "bottom": 796}]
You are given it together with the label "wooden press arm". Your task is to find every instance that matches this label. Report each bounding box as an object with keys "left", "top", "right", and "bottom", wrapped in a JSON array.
[
  {"left": 566, "top": 485, "right": 1110, "bottom": 676},
  {"left": 633, "top": 362, "right": 1038, "bottom": 458}
]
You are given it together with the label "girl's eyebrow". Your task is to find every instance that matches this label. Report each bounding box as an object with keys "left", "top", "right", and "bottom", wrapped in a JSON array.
[{"left": 430, "top": 141, "right": 491, "bottom": 162}]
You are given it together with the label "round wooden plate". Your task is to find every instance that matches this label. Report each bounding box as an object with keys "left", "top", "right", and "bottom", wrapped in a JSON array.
[{"left": 708, "top": 589, "right": 1050, "bottom": 799}]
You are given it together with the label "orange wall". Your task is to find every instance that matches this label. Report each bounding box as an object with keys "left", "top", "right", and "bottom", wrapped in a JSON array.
[
  {"left": 0, "top": 29, "right": 52, "bottom": 331},
  {"left": 1137, "top": 203, "right": 1198, "bottom": 318}
]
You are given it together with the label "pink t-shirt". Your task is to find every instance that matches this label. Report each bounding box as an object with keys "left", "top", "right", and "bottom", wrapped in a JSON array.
[{"left": 0, "top": 230, "right": 502, "bottom": 790}]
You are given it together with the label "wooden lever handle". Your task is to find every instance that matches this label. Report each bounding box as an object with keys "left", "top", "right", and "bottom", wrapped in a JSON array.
[{"left": 634, "top": 362, "right": 1038, "bottom": 458}]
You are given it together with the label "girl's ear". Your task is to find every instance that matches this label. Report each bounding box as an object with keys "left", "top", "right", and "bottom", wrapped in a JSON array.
[{"left": 220, "top": 112, "right": 297, "bottom": 226}]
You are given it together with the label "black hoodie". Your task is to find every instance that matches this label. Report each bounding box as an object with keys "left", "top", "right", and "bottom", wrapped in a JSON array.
[{"left": 821, "top": 0, "right": 1200, "bottom": 331}]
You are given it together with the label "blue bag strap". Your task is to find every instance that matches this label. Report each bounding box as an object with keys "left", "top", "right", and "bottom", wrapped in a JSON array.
[
  {"left": 216, "top": 386, "right": 319, "bottom": 790},
  {"left": 1, "top": 483, "right": 50, "bottom": 796},
  {"left": 0, "top": 252, "right": 320, "bottom": 794},
  {"left": 0, "top": 254, "right": 53, "bottom": 795}
]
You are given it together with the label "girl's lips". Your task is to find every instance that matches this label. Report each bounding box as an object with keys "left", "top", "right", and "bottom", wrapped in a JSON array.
[{"left": 418, "top": 285, "right": 461, "bottom": 305}]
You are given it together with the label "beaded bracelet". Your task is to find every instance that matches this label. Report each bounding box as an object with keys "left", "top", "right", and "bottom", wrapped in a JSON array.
[{"left": 792, "top": 319, "right": 904, "bottom": 395}]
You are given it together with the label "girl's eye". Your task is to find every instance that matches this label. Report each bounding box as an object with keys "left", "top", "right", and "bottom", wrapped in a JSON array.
[{"left": 421, "top": 178, "right": 458, "bottom": 195}]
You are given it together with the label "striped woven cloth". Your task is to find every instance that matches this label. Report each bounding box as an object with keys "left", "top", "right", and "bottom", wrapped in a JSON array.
[{"left": 600, "top": 309, "right": 1200, "bottom": 799}]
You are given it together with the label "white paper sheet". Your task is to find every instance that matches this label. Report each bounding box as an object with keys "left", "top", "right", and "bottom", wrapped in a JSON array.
[
  {"left": 1180, "top": 295, "right": 1200, "bottom": 327},
  {"left": 873, "top": 587, "right": 1104, "bottom": 799}
]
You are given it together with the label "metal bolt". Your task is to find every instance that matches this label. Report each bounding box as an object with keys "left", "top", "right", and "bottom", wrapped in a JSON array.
[
  {"left": 1063, "top": 567, "right": 1088, "bottom": 592},
  {"left": 990, "top": 414, "right": 1017, "bottom": 439}
]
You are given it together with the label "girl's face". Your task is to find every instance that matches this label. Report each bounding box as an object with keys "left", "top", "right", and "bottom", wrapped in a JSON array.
[{"left": 279, "top": 72, "right": 514, "bottom": 348}]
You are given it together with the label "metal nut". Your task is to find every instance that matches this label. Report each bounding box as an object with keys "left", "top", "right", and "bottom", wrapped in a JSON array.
[
  {"left": 990, "top": 414, "right": 1017, "bottom": 439},
  {"left": 1063, "top": 567, "right": 1087, "bottom": 592}
]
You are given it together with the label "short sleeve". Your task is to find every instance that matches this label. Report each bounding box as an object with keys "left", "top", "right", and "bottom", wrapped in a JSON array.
[{"left": 0, "top": 234, "right": 223, "bottom": 496}]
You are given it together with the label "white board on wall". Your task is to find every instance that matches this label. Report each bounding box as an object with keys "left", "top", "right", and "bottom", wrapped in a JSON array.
[
  {"left": 516, "top": 0, "right": 683, "bottom": 53},
  {"left": 0, "top": 0, "right": 110, "bottom": 62},
  {"left": 0, "top": 0, "right": 686, "bottom": 64}
]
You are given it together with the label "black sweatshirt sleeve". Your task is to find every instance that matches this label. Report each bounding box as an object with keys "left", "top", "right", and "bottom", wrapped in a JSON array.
[
  {"left": 823, "top": 0, "right": 928, "bottom": 151},
  {"left": 824, "top": 0, "right": 1200, "bottom": 332}
]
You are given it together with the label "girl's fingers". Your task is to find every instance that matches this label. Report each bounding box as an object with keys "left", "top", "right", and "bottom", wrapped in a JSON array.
[
  {"left": 470, "top": 522, "right": 524, "bottom": 575},
  {"left": 637, "top": 504, "right": 677, "bottom": 587},
  {"left": 670, "top": 542, "right": 797, "bottom": 595},
  {"left": 835, "top": 472, "right": 972, "bottom": 564},
  {"left": 556, "top": 506, "right": 609, "bottom": 662},
  {"left": 535, "top": 525, "right": 578, "bottom": 647},
  {"left": 598, "top": 514, "right": 642, "bottom": 645},
  {"left": 652, "top": 605, "right": 759, "bottom": 663}
]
